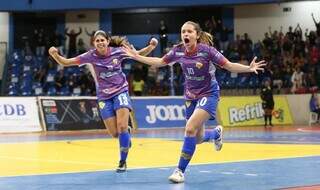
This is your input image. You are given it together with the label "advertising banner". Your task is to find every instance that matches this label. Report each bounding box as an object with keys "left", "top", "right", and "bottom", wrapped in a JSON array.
[
  {"left": 38, "top": 97, "right": 105, "bottom": 131},
  {"left": 132, "top": 97, "right": 217, "bottom": 128},
  {"left": 0, "top": 97, "right": 41, "bottom": 132},
  {"left": 218, "top": 96, "right": 293, "bottom": 126}
]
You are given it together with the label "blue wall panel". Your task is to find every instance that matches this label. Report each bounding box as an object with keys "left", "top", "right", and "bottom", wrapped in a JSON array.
[{"left": 0, "top": 0, "right": 276, "bottom": 11}]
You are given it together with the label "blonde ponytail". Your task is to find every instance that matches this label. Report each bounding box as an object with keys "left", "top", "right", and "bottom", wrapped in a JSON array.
[
  {"left": 199, "top": 31, "right": 213, "bottom": 46},
  {"left": 109, "top": 36, "right": 129, "bottom": 47}
]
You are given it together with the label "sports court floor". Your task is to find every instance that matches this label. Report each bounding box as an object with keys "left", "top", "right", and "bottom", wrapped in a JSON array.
[{"left": 0, "top": 125, "right": 319, "bottom": 190}]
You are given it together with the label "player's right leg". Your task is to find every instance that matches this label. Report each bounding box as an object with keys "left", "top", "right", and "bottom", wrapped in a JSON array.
[{"left": 99, "top": 100, "right": 118, "bottom": 137}]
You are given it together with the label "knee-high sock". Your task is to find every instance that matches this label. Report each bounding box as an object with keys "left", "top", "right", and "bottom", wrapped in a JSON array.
[
  {"left": 178, "top": 136, "right": 196, "bottom": 173},
  {"left": 268, "top": 115, "right": 272, "bottom": 124},
  {"left": 202, "top": 128, "right": 220, "bottom": 142},
  {"left": 264, "top": 115, "right": 268, "bottom": 125},
  {"left": 119, "top": 132, "right": 130, "bottom": 162}
]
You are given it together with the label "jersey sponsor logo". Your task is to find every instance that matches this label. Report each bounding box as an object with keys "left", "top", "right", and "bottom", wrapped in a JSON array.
[
  {"left": 99, "top": 70, "right": 121, "bottom": 78},
  {"left": 198, "top": 52, "right": 208, "bottom": 57},
  {"left": 112, "top": 59, "right": 118, "bottom": 65},
  {"left": 195, "top": 62, "right": 203, "bottom": 69},
  {"left": 185, "top": 75, "right": 205, "bottom": 81},
  {"left": 176, "top": 52, "right": 184, "bottom": 56},
  {"left": 145, "top": 105, "right": 185, "bottom": 124}
]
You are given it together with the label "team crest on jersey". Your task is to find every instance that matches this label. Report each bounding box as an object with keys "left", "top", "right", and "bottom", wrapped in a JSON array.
[
  {"left": 195, "top": 62, "right": 203, "bottom": 69},
  {"left": 185, "top": 100, "right": 191, "bottom": 107},
  {"left": 98, "top": 101, "right": 106, "bottom": 109},
  {"left": 112, "top": 59, "right": 118, "bottom": 65}
]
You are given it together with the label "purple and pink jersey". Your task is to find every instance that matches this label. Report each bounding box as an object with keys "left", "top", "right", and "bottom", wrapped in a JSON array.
[
  {"left": 75, "top": 47, "right": 128, "bottom": 100},
  {"left": 163, "top": 43, "right": 228, "bottom": 100}
]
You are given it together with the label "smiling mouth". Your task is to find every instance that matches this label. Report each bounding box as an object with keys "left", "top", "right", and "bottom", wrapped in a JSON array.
[{"left": 97, "top": 44, "right": 105, "bottom": 48}]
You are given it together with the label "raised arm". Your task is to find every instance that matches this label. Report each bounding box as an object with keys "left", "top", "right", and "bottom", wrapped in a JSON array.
[
  {"left": 85, "top": 28, "right": 92, "bottom": 36},
  {"left": 48, "top": 47, "right": 79, "bottom": 67},
  {"left": 223, "top": 57, "right": 266, "bottom": 74},
  {"left": 312, "top": 13, "right": 318, "bottom": 25},
  {"left": 122, "top": 44, "right": 167, "bottom": 67},
  {"left": 294, "top": 23, "right": 302, "bottom": 33},
  {"left": 137, "top": 38, "right": 158, "bottom": 56}
]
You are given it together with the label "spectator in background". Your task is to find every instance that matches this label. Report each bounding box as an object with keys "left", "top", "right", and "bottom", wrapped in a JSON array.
[
  {"left": 159, "top": 20, "right": 168, "bottom": 55},
  {"left": 311, "top": 13, "right": 320, "bottom": 36},
  {"left": 52, "top": 30, "right": 66, "bottom": 56},
  {"left": 77, "top": 38, "right": 87, "bottom": 54},
  {"left": 132, "top": 75, "right": 145, "bottom": 96},
  {"left": 146, "top": 65, "right": 157, "bottom": 94},
  {"left": 65, "top": 27, "right": 82, "bottom": 57},
  {"left": 272, "top": 65, "right": 283, "bottom": 94},
  {"left": 310, "top": 45, "right": 320, "bottom": 65},
  {"left": 55, "top": 70, "right": 67, "bottom": 92},
  {"left": 263, "top": 32, "right": 273, "bottom": 52},
  {"left": 294, "top": 24, "right": 303, "bottom": 40},
  {"left": 310, "top": 93, "right": 320, "bottom": 123},
  {"left": 33, "top": 67, "right": 46, "bottom": 84},
  {"left": 85, "top": 28, "right": 96, "bottom": 47},
  {"left": 291, "top": 67, "right": 304, "bottom": 93},
  {"left": 282, "top": 34, "right": 293, "bottom": 54},
  {"left": 305, "top": 68, "right": 318, "bottom": 93},
  {"left": 260, "top": 79, "right": 274, "bottom": 127},
  {"left": 34, "top": 28, "right": 46, "bottom": 56},
  {"left": 286, "top": 26, "right": 295, "bottom": 41},
  {"left": 219, "top": 26, "right": 232, "bottom": 52},
  {"left": 241, "top": 33, "right": 253, "bottom": 55}
]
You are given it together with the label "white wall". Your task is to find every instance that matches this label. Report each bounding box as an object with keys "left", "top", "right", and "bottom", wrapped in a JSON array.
[
  {"left": 0, "top": 12, "right": 9, "bottom": 79},
  {"left": 234, "top": 1, "right": 320, "bottom": 43},
  {"left": 65, "top": 10, "right": 99, "bottom": 49}
]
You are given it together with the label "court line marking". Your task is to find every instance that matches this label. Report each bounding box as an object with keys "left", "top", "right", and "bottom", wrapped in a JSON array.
[
  {"left": 0, "top": 155, "right": 319, "bottom": 178},
  {"left": 0, "top": 155, "right": 110, "bottom": 166}
]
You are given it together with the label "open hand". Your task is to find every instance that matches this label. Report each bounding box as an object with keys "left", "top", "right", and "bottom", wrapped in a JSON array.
[
  {"left": 249, "top": 56, "right": 266, "bottom": 74},
  {"left": 122, "top": 44, "right": 139, "bottom": 59}
]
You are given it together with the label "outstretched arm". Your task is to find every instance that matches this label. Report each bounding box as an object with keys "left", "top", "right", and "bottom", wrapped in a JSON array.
[
  {"left": 137, "top": 38, "right": 158, "bottom": 56},
  {"left": 48, "top": 47, "right": 79, "bottom": 67},
  {"left": 122, "top": 44, "right": 166, "bottom": 67},
  {"left": 223, "top": 57, "right": 266, "bottom": 74}
]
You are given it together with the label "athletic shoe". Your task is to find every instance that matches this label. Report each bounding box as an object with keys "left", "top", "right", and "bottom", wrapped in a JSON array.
[
  {"left": 214, "top": 125, "right": 223, "bottom": 151},
  {"left": 168, "top": 168, "right": 184, "bottom": 183},
  {"left": 116, "top": 160, "right": 127, "bottom": 173}
]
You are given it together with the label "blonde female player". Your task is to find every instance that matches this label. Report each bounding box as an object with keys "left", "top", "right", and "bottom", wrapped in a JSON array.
[
  {"left": 49, "top": 30, "right": 158, "bottom": 172},
  {"left": 122, "top": 21, "right": 265, "bottom": 183}
]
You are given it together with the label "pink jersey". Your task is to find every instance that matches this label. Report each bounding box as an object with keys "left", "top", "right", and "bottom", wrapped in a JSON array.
[
  {"left": 76, "top": 47, "right": 128, "bottom": 100},
  {"left": 163, "top": 43, "right": 227, "bottom": 100}
]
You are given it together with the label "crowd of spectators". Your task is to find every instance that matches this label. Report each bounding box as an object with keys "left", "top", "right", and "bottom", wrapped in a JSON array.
[{"left": 6, "top": 14, "right": 320, "bottom": 96}]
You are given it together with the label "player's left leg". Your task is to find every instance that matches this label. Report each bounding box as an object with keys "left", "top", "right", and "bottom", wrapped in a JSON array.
[
  {"left": 115, "top": 107, "right": 131, "bottom": 172},
  {"left": 169, "top": 108, "right": 210, "bottom": 183}
]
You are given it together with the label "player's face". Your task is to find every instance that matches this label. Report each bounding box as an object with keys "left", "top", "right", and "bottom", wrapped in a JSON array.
[
  {"left": 94, "top": 35, "right": 110, "bottom": 53},
  {"left": 181, "top": 23, "right": 199, "bottom": 50}
]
